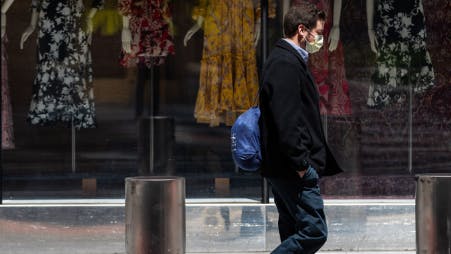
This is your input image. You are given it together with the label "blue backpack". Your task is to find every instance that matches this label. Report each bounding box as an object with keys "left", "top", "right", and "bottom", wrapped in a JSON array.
[{"left": 231, "top": 106, "right": 261, "bottom": 171}]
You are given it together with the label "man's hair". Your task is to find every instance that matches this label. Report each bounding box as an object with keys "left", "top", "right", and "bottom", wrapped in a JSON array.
[{"left": 283, "top": 4, "right": 326, "bottom": 37}]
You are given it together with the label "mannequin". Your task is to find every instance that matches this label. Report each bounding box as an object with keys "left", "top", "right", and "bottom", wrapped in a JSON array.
[
  {"left": 121, "top": 14, "right": 159, "bottom": 117},
  {"left": 183, "top": 1, "right": 272, "bottom": 127},
  {"left": 1, "top": 0, "right": 15, "bottom": 149},
  {"left": 118, "top": 0, "right": 175, "bottom": 117},
  {"left": 183, "top": 0, "right": 280, "bottom": 49},
  {"left": 86, "top": 8, "right": 100, "bottom": 44},
  {"left": 120, "top": 14, "right": 150, "bottom": 117},
  {"left": 182, "top": 16, "right": 203, "bottom": 47},
  {"left": 366, "top": 0, "right": 435, "bottom": 108},
  {"left": 366, "top": 0, "right": 377, "bottom": 54},
  {"left": 121, "top": 16, "right": 132, "bottom": 54},
  {"left": 21, "top": 2, "right": 99, "bottom": 49},
  {"left": 20, "top": 0, "right": 103, "bottom": 129},
  {"left": 91, "top": 0, "right": 123, "bottom": 36},
  {"left": 19, "top": 3, "right": 38, "bottom": 50},
  {"left": 289, "top": 0, "right": 352, "bottom": 116},
  {"left": 118, "top": 0, "right": 175, "bottom": 67},
  {"left": 1, "top": 0, "right": 14, "bottom": 38},
  {"left": 184, "top": 15, "right": 262, "bottom": 48}
]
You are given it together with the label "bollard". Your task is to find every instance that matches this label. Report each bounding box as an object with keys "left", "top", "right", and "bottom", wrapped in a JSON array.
[
  {"left": 415, "top": 174, "right": 451, "bottom": 254},
  {"left": 126, "top": 176, "right": 185, "bottom": 254}
]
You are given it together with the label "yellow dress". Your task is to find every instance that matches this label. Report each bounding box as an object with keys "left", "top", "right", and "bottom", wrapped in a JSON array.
[
  {"left": 91, "top": 0, "right": 122, "bottom": 36},
  {"left": 193, "top": 0, "right": 267, "bottom": 127}
]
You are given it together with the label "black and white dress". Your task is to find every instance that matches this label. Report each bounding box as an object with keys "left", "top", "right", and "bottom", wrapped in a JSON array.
[
  {"left": 28, "top": 0, "right": 103, "bottom": 128},
  {"left": 367, "top": 0, "right": 435, "bottom": 108}
]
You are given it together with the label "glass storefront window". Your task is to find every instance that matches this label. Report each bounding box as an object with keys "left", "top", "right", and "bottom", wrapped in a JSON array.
[{"left": 1, "top": 0, "right": 450, "bottom": 201}]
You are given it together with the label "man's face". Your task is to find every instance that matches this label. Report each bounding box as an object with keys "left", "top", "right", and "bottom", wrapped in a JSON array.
[{"left": 298, "top": 19, "right": 325, "bottom": 44}]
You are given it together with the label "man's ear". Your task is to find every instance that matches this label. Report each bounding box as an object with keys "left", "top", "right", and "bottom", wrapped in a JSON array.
[
  {"left": 297, "top": 24, "right": 307, "bottom": 41},
  {"left": 298, "top": 24, "right": 308, "bottom": 33},
  {"left": 298, "top": 24, "right": 304, "bottom": 33}
]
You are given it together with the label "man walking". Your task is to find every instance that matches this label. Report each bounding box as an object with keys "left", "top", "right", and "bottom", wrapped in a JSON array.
[{"left": 259, "top": 4, "right": 343, "bottom": 254}]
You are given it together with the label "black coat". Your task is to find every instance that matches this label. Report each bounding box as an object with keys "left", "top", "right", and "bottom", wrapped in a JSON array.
[{"left": 258, "top": 39, "right": 343, "bottom": 177}]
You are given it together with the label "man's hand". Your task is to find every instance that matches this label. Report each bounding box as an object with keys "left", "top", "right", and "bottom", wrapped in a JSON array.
[{"left": 298, "top": 169, "right": 307, "bottom": 178}]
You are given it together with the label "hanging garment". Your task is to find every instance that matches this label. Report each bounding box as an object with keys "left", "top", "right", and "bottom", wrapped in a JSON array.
[
  {"left": 28, "top": 0, "right": 103, "bottom": 129},
  {"left": 2, "top": 36, "right": 15, "bottom": 149},
  {"left": 92, "top": 0, "right": 123, "bottom": 36},
  {"left": 118, "top": 0, "right": 175, "bottom": 67},
  {"left": 193, "top": 0, "right": 270, "bottom": 127},
  {"left": 367, "top": 0, "right": 435, "bottom": 108},
  {"left": 291, "top": 0, "right": 352, "bottom": 116}
]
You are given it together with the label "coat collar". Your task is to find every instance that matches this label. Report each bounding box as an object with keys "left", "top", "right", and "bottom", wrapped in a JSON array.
[
  {"left": 275, "top": 39, "right": 318, "bottom": 92},
  {"left": 276, "top": 39, "right": 308, "bottom": 68},
  {"left": 282, "top": 38, "right": 309, "bottom": 63}
]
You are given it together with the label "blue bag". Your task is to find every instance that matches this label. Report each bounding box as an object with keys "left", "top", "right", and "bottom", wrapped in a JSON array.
[{"left": 231, "top": 106, "right": 261, "bottom": 171}]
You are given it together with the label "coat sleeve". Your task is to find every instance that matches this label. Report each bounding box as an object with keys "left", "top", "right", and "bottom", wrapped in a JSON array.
[{"left": 262, "top": 57, "right": 312, "bottom": 172}]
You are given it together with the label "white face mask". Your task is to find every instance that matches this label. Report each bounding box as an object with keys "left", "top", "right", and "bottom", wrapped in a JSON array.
[{"left": 306, "top": 34, "right": 323, "bottom": 54}]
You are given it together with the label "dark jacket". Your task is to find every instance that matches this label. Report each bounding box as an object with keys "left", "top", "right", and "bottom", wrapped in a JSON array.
[{"left": 258, "top": 39, "right": 343, "bottom": 177}]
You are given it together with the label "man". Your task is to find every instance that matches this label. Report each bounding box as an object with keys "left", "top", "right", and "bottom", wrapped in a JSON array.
[{"left": 258, "top": 4, "right": 343, "bottom": 254}]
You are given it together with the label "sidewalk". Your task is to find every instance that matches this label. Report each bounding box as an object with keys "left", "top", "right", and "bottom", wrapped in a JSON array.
[
  {"left": 0, "top": 199, "right": 416, "bottom": 254},
  {"left": 201, "top": 252, "right": 416, "bottom": 254}
]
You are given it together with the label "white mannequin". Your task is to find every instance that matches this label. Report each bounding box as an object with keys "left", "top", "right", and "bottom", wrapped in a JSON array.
[
  {"left": 283, "top": 0, "right": 343, "bottom": 52},
  {"left": 120, "top": 8, "right": 175, "bottom": 54},
  {"left": 20, "top": 0, "right": 99, "bottom": 49},
  {"left": 120, "top": 16, "right": 132, "bottom": 53},
  {"left": 183, "top": 10, "right": 261, "bottom": 47},
  {"left": 1, "top": 0, "right": 15, "bottom": 38},
  {"left": 366, "top": 0, "right": 377, "bottom": 53},
  {"left": 86, "top": 8, "right": 99, "bottom": 44}
]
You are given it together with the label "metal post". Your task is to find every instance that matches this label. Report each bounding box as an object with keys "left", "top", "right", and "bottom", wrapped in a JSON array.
[
  {"left": 0, "top": 28, "right": 3, "bottom": 204},
  {"left": 125, "top": 176, "right": 185, "bottom": 254},
  {"left": 408, "top": 83, "right": 413, "bottom": 173},
  {"left": 416, "top": 174, "right": 451, "bottom": 253},
  {"left": 260, "top": 0, "right": 270, "bottom": 204},
  {"left": 0, "top": 64, "right": 2, "bottom": 205},
  {"left": 71, "top": 120, "right": 76, "bottom": 173},
  {"left": 0, "top": 57, "right": 2, "bottom": 205},
  {"left": 138, "top": 116, "right": 175, "bottom": 175},
  {"left": 149, "top": 67, "right": 155, "bottom": 174}
]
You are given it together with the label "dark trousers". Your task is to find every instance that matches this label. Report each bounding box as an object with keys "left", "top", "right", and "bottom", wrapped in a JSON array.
[{"left": 267, "top": 167, "right": 327, "bottom": 254}]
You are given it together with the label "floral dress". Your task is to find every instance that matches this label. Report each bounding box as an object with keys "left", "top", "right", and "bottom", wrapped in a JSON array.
[
  {"left": 2, "top": 36, "right": 14, "bottom": 149},
  {"left": 367, "top": 0, "right": 435, "bottom": 108},
  {"left": 292, "top": 0, "right": 352, "bottom": 116},
  {"left": 118, "top": 0, "right": 175, "bottom": 68},
  {"left": 28, "top": 0, "right": 103, "bottom": 129},
  {"left": 193, "top": 0, "right": 275, "bottom": 127}
]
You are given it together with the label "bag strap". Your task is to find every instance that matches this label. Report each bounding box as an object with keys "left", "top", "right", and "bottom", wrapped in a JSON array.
[{"left": 252, "top": 82, "right": 264, "bottom": 107}]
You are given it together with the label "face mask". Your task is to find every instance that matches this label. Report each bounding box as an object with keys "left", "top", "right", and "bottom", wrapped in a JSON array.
[{"left": 306, "top": 34, "right": 323, "bottom": 54}]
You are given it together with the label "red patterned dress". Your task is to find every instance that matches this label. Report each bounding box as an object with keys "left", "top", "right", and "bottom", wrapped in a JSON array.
[
  {"left": 118, "top": 0, "right": 175, "bottom": 67},
  {"left": 292, "top": 0, "right": 352, "bottom": 116}
]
